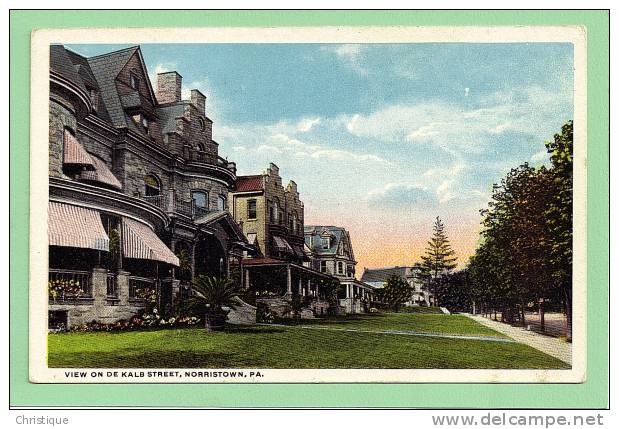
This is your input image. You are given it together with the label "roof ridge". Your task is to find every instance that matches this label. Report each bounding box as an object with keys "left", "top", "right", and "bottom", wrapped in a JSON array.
[{"left": 87, "top": 45, "right": 140, "bottom": 60}]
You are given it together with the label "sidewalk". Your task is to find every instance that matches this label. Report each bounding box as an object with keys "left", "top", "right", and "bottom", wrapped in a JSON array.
[{"left": 465, "top": 314, "right": 572, "bottom": 365}]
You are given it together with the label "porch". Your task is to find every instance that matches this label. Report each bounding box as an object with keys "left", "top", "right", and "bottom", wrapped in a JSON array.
[{"left": 240, "top": 258, "right": 340, "bottom": 318}]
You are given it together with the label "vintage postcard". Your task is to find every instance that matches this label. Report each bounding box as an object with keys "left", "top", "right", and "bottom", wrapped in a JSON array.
[{"left": 28, "top": 25, "right": 586, "bottom": 384}]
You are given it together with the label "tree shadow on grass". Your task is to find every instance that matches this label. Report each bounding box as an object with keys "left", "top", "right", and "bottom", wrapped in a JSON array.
[
  {"left": 223, "top": 326, "right": 287, "bottom": 334},
  {"left": 48, "top": 349, "right": 241, "bottom": 368}
]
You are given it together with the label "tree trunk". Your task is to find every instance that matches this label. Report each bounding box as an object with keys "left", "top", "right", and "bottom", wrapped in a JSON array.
[
  {"left": 563, "top": 288, "right": 572, "bottom": 342},
  {"left": 539, "top": 299, "right": 545, "bottom": 332}
]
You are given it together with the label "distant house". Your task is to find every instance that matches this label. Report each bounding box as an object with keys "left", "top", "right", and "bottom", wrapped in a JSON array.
[
  {"left": 361, "top": 266, "right": 434, "bottom": 307},
  {"left": 305, "top": 226, "right": 376, "bottom": 313},
  {"left": 230, "top": 163, "right": 337, "bottom": 317}
]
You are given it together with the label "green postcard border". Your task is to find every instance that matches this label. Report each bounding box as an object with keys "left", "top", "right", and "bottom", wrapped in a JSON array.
[{"left": 9, "top": 10, "right": 609, "bottom": 408}]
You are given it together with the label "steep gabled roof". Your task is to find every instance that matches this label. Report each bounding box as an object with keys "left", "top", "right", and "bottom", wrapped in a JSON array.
[
  {"left": 86, "top": 46, "right": 141, "bottom": 131},
  {"left": 360, "top": 267, "right": 409, "bottom": 283},
  {"left": 304, "top": 225, "right": 349, "bottom": 256},
  {"left": 234, "top": 175, "right": 264, "bottom": 192},
  {"left": 50, "top": 45, "right": 88, "bottom": 94}
]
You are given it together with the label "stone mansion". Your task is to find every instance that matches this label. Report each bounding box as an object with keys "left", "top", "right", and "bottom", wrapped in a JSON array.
[{"left": 47, "top": 44, "right": 380, "bottom": 328}]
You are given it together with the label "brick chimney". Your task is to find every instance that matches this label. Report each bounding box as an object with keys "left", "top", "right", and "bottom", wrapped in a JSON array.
[
  {"left": 190, "top": 89, "right": 206, "bottom": 115},
  {"left": 156, "top": 71, "right": 182, "bottom": 104}
]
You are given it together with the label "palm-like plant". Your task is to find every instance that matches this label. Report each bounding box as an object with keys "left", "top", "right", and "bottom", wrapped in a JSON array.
[{"left": 187, "top": 275, "right": 243, "bottom": 331}]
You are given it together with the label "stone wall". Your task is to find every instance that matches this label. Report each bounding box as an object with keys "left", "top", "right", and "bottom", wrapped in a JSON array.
[
  {"left": 119, "top": 149, "right": 171, "bottom": 198},
  {"left": 48, "top": 269, "right": 147, "bottom": 328},
  {"left": 226, "top": 297, "right": 257, "bottom": 325},
  {"left": 178, "top": 177, "right": 229, "bottom": 210}
]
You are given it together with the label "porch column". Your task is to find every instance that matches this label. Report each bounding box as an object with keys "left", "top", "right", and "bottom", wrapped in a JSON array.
[
  {"left": 307, "top": 278, "right": 312, "bottom": 297},
  {"left": 286, "top": 264, "right": 292, "bottom": 294},
  {"left": 190, "top": 241, "right": 196, "bottom": 278},
  {"left": 170, "top": 240, "right": 177, "bottom": 279},
  {"left": 245, "top": 267, "right": 250, "bottom": 289},
  {"left": 91, "top": 267, "right": 108, "bottom": 307},
  {"left": 117, "top": 270, "right": 130, "bottom": 306}
]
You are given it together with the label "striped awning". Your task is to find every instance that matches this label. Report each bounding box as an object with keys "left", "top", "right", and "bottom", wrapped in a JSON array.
[
  {"left": 48, "top": 202, "right": 109, "bottom": 251},
  {"left": 122, "top": 218, "right": 179, "bottom": 266},
  {"left": 80, "top": 156, "right": 122, "bottom": 189},
  {"left": 273, "top": 235, "right": 293, "bottom": 253},
  {"left": 63, "top": 130, "right": 95, "bottom": 168}
]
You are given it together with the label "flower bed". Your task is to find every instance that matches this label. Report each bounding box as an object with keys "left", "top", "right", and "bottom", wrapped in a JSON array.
[{"left": 65, "top": 311, "right": 201, "bottom": 333}]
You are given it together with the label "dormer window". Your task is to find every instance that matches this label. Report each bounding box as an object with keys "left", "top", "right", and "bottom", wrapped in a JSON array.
[
  {"left": 141, "top": 117, "right": 149, "bottom": 130},
  {"left": 89, "top": 89, "right": 98, "bottom": 111},
  {"left": 129, "top": 72, "right": 140, "bottom": 90},
  {"left": 321, "top": 237, "right": 330, "bottom": 249},
  {"left": 196, "top": 143, "right": 206, "bottom": 161}
]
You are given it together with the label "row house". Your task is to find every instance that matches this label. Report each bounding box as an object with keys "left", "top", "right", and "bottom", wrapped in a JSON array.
[
  {"left": 360, "top": 266, "right": 434, "bottom": 307},
  {"left": 230, "top": 164, "right": 338, "bottom": 317},
  {"left": 47, "top": 45, "right": 250, "bottom": 328},
  {"left": 304, "top": 226, "right": 376, "bottom": 313}
]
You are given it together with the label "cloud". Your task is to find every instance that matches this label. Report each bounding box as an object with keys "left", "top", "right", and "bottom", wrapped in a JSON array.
[
  {"left": 342, "top": 85, "right": 571, "bottom": 157},
  {"left": 365, "top": 183, "right": 437, "bottom": 209},
  {"left": 297, "top": 117, "right": 321, "bottom": 132},
  {"left": 531, "top": 149, "right": 549, "bottom": 162},
  {"left": 320, "top": 44, "right": 368, "bottom": 75},
  {"left": 217, "top": 121, "right": 389, "bottom": 169}
]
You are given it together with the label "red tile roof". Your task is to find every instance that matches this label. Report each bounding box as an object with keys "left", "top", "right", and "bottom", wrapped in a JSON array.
[{"left": 235, "top": 175, "right": 263, "bottom": 192}]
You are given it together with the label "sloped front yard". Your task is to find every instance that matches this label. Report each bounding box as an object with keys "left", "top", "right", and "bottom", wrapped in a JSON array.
[{"left": 48, "top": 313, "right": 569, "bottom": 369}]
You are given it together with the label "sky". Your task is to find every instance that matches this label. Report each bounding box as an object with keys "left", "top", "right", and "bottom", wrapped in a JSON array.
[{"left": 68, "top": 43, "right": 574, "bottom": 272}]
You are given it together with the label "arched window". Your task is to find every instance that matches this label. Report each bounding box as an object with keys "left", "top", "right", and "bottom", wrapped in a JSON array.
[
  {"left": 144, "top": 174, "right": 161, "bottom": 196},
  {"left": 217, "top": 195, "right": 226, "bottom": 211}
]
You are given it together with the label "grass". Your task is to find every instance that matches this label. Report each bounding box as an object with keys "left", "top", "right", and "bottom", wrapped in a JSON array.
[
  {"left": 284, "top": 313, "right": 511, "bottom": 338},
  {"left": 398, "top": 306, "right": 445, "bottom": 314},
  {"left": 48, "top": 313, "right": 569, "bottom": 369}
]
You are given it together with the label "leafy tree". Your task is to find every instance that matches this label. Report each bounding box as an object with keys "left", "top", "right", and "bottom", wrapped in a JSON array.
[
  {"left": 467, "top": 121, "right": 573, "bottom": 339},
  {"left": 420, "top": 217, "right": 458, "bottom": 306},
  {"left": 378, "top": 274, "right": 413, "bottom": 312},
  {"left": 434, "top": 269, "right": 472, "bottom": 313},
  {"left": 544, "top": 120, "right": 573, "bottom": 339}
]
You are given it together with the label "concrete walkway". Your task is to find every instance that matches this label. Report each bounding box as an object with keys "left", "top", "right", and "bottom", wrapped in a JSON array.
[{"left": 465, "top": 314, "right": 572, "bottom": 365}]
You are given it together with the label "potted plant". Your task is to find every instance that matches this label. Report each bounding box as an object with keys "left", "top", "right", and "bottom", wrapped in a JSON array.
[{"left": 187, "top": 275, "right": 242, "bottom": 332}]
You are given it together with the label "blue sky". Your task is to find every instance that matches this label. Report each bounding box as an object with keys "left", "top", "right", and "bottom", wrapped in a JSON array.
[{"left": 68, "top": 43, "right": 574, "bottom": 269}]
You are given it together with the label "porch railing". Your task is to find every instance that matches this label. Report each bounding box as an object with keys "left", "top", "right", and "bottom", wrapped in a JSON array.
[
  {"left": 141, "top": 192, "right": 222, "bottom": 219},
  {"left": 48, "top": 269, "right": 92, "bottom": 302},
  {"left": 128, "top": 276, "right": 156, "bottom": 302}
]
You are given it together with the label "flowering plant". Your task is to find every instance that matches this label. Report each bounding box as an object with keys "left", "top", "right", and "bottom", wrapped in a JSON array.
[
  {"left": 48, "top": 278, "right": 83, "bottom": 300},
  {"left": 134, "top": 287, "right": 157, "bottom": 304}
]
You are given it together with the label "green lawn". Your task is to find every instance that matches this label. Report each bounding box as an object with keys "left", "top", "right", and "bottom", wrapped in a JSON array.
[
  {"left": 48, "top": 313, "right": 569, "bottom": 369},
  {"left": 285, "top": 313, "right": 510, "bottom": 338},
  {"left": 398, "top": 306, "right": 445, "bottom": 314}
]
